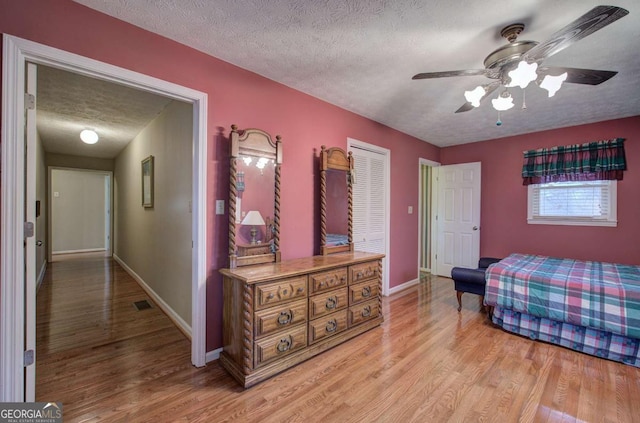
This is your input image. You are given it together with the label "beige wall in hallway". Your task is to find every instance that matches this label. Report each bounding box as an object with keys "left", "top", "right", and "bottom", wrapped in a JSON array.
[{"left": 114, "top": 100, "right": 193, "bottom": 326}]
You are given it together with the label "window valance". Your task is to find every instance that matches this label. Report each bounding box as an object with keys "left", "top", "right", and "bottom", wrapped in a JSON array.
[{"left": 522, "top": 138, "right": 626, "bottom": 185}]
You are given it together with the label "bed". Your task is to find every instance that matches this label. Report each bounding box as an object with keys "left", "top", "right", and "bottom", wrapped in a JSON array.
[
  {"left": 484, "top": 253, "right": 640, "bottom": 367},
  {"left": 325, "top": 233, "right": 349, "bottom": 246}
]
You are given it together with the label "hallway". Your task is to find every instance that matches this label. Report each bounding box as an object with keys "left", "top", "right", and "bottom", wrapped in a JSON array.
[{"left": 35, "top": 253, "right": 199, "bottom": 418}]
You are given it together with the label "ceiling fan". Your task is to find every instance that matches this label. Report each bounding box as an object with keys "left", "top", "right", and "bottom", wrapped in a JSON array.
[{"left": 412, "top": 5, "right": 629, "bottom": 114}]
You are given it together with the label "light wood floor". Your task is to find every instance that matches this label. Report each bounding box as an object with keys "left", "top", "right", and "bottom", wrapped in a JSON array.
[{"left": 36, "top": 256, "right": 640, "bottom": 422}]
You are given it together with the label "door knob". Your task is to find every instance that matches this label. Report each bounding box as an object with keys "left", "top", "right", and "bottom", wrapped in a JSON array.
[
  {"left": 472, "top": 226, "right": 478, "bottom": 231},
  {"left": 36, "top": 240, "right": 43, "bottom": 246}
]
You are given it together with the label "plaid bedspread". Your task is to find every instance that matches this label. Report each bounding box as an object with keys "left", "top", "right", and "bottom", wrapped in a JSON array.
[{"left": 485, "top": 253, "right": 640, "bottom": 339}]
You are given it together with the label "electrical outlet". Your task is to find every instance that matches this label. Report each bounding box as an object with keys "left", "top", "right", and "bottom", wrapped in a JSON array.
[
  {"left": 408, "top": 206, "right": 413, "bottom": 214},
  {"left": 215, "top": 200, "right": 225, "bottom": 215}
]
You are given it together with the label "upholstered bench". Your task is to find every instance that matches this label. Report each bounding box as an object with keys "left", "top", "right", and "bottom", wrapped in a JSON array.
[{"left": 451, "top": 257, "right": 501, "bottom": 312}]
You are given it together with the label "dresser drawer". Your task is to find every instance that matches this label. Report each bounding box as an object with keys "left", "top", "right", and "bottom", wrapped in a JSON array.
[
  {"left": 309, "top": 267, "right": 348, "bottom": 294},
  {"left": 308, "top": 310, "right": 348, "bottom": 344},
  {"left": 254, "top": 324, "right": 307, "bottom": 368},
  {"left": 254, "top": 298, "right": 307, "bottom": 339},
  {"left": 348, "top": 299, "right": 380, "bottom": 327},
  {"left": 255, "top": 276, "right": 308, "bottom": 310},
  {"left": 349, "top": 261, "right": 379, "bottom": 284},
  {"left": 309, "top": 287, "right": 348, "bottom": 319},
  {"left": 349, "top": 280, "right": 379, "bottom": 305}
]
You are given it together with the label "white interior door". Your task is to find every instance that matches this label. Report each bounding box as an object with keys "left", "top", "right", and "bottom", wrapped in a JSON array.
[
  {"left": 24, "top": 62, "right": 38, "bottom": 401},
  {"left": 349, "top": 141, "right": 390, "bottom": 294},
  {"left": 435, "top": 162, "right": 481, "bottom": 277}
]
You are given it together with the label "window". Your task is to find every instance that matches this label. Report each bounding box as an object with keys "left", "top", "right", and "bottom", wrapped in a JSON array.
[{"left": 527, "top": 180, "right": 617, "bottom": 226}]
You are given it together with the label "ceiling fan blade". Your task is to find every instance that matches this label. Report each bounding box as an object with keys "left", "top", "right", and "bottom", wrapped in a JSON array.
[
  {"left": 539, "top": 66, "right": 617, "bottom": 85},
  {"left": 455, "top": 81, "right": 500, "bottom": 113},
  {"left": 412, "top": 69, "right": 495, "bottom": 80},
  {"left": 524, "top": 5, "right": 628, "bottom": 63}
]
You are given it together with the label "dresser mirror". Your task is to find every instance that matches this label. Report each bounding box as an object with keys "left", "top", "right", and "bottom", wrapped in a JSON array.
[
  {"left": 228, "top": 125, "right": 282, "bottom": 268},
  {"left": 320, "top": 145, "right": 354, "bottom": 255}
]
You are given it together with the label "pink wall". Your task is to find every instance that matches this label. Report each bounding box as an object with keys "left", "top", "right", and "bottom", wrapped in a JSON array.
[
  {"left": 441, "top": 116, "right": 640, "bottom": 266},
  {"left": 0, "top": 0, "right": 440, "bottom": 351}
]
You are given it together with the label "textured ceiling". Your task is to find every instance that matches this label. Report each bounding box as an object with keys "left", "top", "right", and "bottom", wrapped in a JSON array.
[
  {"left": 71, "top": 0, "right": 640, "bottom": 147},
  {"left": 37, "top": 65, "right": 173, "bottom": 159}
]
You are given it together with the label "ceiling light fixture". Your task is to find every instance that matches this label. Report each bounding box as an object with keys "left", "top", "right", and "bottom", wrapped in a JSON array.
[
  {"left": 505, "top": 61, "right": 538, "bottom": 89},
  {"left": 80, "top": 129, "right": 99, "bottom": 144},
  {"left": 464, "top": 60, "right": 567, "bottom": 120},
  {"left": 491, "top": 90, "right": 515, "bottom": 111},
  {"left": 540, "top": 72, "right": 568, "bottom": 97},
  {"left": 464, "top": 86, "right": 486, "bottom": 108}
]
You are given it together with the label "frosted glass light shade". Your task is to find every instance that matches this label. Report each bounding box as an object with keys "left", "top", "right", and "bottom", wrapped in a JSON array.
[
  {"left": 464, "top": 86, "right": 485, "bottom": 107},
  {"left": 540, "top": 72, "right": 568, "bottom": 97},
  {"left": 80, "top": 129, "right": 99, "bottom": 144},
  {"left": 492, "top": 91, "right": 515, "bottom": 111},
  {"left": 506, "top": 61, "right": 538, "bottom": 89}
]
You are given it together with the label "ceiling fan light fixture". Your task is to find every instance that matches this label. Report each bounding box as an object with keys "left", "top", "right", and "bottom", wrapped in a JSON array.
[
  {"left": 505, "top": 61, "right": 538, "bottom": 89},
  {"left": 464, "top": 86, "right": 486, "bottom": 107},
  {"left": 540, "top": 72, "right": 568, "bottom": 97},
  {"left": 492, "top": 90, "right": 515, "bottom": 111},
  {"left": 80, "top": 129, "right": 99, "bottom": 144}
]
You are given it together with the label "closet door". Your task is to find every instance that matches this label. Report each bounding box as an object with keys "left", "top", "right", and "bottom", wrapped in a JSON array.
[{"left": 350, "top": 144, "right": 388, "bottom": 292}]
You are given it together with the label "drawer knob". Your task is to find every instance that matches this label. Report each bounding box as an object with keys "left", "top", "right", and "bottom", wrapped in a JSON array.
[
  {"left": 362, "top": 305, "right": 371, "bottom": 318},
  {"left": 362, "top": 286, "right": 371, "bottom": 298},
  {"left": 277, "top": 336, "right": 292, "bottom": 353},
  {"left": 357, "top": 271, "right": 363, "bottom": 279},
  {"left": 326, "top": 319, "right": 337, "bottom": 333},
  {"left": 325, "top": 296, "right": 337, "bottom": 310},
  {"left": 282, "top": 289, "right": 288, "bottom": 296},
  {"left": 277, "top": 310, "right": 293, "bottom": 325},
  {"left": 297, "top": 287, "right": 304, "bottom": 294},
  {"left": 267, "top": 293, "right": 275, "bottom": 300}
]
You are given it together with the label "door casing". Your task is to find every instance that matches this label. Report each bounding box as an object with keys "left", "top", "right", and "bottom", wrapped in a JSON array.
[{"left": 1, "top": 34, "right": 208, "bottom": 401}]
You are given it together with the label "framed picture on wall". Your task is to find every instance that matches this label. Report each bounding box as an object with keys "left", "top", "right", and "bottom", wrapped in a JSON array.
[{"left": 142, "top": 155, "right": 154, "bottom": 208}]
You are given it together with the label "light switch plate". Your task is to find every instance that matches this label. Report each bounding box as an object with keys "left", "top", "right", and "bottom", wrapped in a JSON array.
[
  {"left": 215, "top": 200, "right": 225, "bottom": 215},
  {"left": 408, "top": 206, "right": 413, "bottom": 214}
]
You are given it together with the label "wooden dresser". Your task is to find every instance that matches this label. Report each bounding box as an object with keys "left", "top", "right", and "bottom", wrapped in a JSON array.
[{"left": 220, "top": 251, "right": 384, "bottom": 388}]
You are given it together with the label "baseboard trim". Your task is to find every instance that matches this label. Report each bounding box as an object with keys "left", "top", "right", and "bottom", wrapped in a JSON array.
[
  {"left": 388, "top": 277, "right": 420, "bottom": 295},
  {"left": 52, "top": 248, "right": 106, "bottom": 255},
  {"left": 113, "top": 254, "right": 192, "bottom": 340},
  {"left": 206, "top": 348, "right": 222, "bottom": 363}
]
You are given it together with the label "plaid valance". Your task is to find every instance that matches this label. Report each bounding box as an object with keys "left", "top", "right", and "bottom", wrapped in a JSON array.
[{"left": 522, "top": 138, "right": 627, "bottom": 185}]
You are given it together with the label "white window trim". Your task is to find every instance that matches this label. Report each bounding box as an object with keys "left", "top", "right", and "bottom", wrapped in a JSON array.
[{"left": 527, "top": 180, "right": 617, "bottom": 227}]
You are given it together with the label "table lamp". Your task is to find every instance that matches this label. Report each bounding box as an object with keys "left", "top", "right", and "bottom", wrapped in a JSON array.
[{"left": 241, "top": 210, "right": 265, "bottom": 244}]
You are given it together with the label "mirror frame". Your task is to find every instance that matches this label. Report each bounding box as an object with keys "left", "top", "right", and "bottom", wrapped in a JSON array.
[
  {"left": 319, "top": 145, "right": 354, "bottom": 255},
  {"left": 228, "top": 124, "right": 282, "bottom": 268}
]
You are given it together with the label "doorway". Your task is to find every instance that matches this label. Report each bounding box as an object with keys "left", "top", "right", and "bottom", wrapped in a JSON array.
[
  {"left": 49, "top": 169, "right": 112, "bottom": 261},
  {"left": 418, "top": 159, "right": 440, "bottom": 274},
  {"left": 1, "top": 34, "right": 208, "bottom": 402}
]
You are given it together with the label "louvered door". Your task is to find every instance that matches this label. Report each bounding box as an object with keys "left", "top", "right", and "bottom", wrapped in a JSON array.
[{"left": 350, "top": 147, "right": 387, "bottom": 258}]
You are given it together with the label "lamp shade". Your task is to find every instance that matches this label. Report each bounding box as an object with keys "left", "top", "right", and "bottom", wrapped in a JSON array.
[
  {"left": 241, "top": 210, "right": 265, "bottom": 226},
  {"left": 505, "top": 61, "right": 538, "bottom": 89},
  {"left": 492, "top": 91, "right": 515, "bottom": 111},
  {"left": 464, "top": 86, "right": 486, "bottom": 108},
  {"left": 540, "top": 72, "right": 568, "bottom": 97}
]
